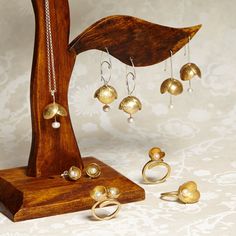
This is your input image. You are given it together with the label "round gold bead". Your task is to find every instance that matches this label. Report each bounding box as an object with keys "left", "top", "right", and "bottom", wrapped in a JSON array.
[
  {"left": 107, "top": 187, "right": 120, "bottom": 199},
  {"left": 90, "top": 185, "right": 107, "bottom": 202}
]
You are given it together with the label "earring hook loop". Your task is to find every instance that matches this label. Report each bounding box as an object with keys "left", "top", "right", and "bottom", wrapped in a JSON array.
[
  {"left": 100, "top": 47, "right": 112, "bottom": 85},
  {"left": 126, "top": 57, "right": 136, "bottom": 95}
]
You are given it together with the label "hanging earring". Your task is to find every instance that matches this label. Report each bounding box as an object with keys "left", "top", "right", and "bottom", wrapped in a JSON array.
[
  {"left": 180, "top": 37, "right": 201, "bottom": 92},
  {"left": 160, "top": 50, "right": 183, "bottom": 109},
  {"left": 94, "top": 48, "right": 118, "bottom": 112},
  {"left": 42, "top": 0, "right": 67, "bottom": 129},
  {"left": 119, "top": 58, "right": 142, "bottom": 123}
]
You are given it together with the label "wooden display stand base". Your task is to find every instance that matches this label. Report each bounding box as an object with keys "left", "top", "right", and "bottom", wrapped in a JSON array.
[
  {"left": 0, "top": 0, "right": 200, "bottom": 222},
  {"left": 0, "top": 157, "right": 144, "bottom": 222}
]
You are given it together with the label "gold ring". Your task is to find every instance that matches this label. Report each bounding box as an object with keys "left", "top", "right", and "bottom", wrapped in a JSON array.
[
  {"left": 161, "top": 181, "right": 200, "bottom": 204},
  {"left": 91, "top": 199, "right": 121, "bottom": 221},
  {"left": 85, "top": 163, "right": 101, "bottom": 178},
  {"left": 90, "top": 186, "right": 121, "bottom": 221},
  {"left": 142, "top": 160, "right": 171, "bottom": 184},
  {"left": 142, "top": 147, "right": 171, "bottom": 184}
]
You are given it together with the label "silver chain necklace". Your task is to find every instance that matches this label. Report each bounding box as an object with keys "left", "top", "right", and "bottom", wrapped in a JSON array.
[
  {"left": 45, "top": 0, "right": 57, "bottom": 101},
  {"left": 42, "top": 0, "right": 68, "bottom": 129}
]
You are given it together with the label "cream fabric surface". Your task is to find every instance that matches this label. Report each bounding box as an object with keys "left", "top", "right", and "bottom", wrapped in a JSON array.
[{"left": 0, "top": 0, "right": 236, "bottom": 235}]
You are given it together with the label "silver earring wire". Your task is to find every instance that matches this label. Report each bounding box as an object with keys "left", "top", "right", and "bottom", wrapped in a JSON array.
[
  {"left": 164, "top": 59, "right": 168, "bottom": 72},
  {"left": 126, "top": 57, "right": 136, "bottom": 96},
  {"left": 169, "top": 50, "right": 174, "bottom": 109},
  {"left": 100, "top": 47, "right": 112, "bottom": 85},
  {"left": 186, "top": 37, "right": 193, "bottom": 92}
]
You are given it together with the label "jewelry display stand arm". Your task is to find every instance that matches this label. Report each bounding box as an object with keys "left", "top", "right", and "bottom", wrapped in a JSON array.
[
  {"left": 70, "top": 15, "right": 201, "bottom": 66},
  {"left": 0, "top": 0, "right": 201, "bottom": 222}
]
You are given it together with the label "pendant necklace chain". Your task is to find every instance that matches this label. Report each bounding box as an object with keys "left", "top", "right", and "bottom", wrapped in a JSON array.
[
  {"left": 45, "top": 0, "right": 57, "bottom": 102},
  {"left": 42, "top": 0, "right": 68, "bottom": 129}
]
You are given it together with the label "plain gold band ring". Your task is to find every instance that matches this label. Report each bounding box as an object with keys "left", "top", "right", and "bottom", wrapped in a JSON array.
[
  {"left": 142, "top": 160, "right": 171, "bottom": 184},
  {"left": 91, "top": 199, "right": 121, "bottom": 221}
]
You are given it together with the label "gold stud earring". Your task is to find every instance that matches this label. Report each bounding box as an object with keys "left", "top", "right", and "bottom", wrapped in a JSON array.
[
  {"left": 142, "top": 147, "right": 171, "bottom": 184},
  {"left": 161, "top": 50, "right": 183, "bottom": 109},
  {"left": 180, "top": 37, "right": 201, "bottom": 93},
  {"left": 90, "top": 186, "right": 121, "bottom": 221},
  {"left": 94, "top": 47, "right": 118, "bottom": 112},
  {"left": 161, "top": 181, "right": 200, "bottom": 204},
  {"left": 61, "top": 166, "right": 82, "bottom": 181},
  {"left": 85, "top": 163, "right": 101, "bottom": 178},
  {"left": 119, "top": 58, "right": 142, "bottom": 123}
]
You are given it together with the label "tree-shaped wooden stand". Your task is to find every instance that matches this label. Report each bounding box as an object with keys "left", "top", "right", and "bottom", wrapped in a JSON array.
[{"left": 0, "top": 0, "right": 201, "bottom": 222}]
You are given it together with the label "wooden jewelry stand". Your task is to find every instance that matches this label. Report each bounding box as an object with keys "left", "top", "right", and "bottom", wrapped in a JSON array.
[{"left": 0, "top": 0, "right": 201, "bottom": 222}]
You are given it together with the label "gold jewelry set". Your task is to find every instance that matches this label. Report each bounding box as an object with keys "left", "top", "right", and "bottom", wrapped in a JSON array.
[
  {"left": 61, "top": 163, "right": 121, "bottom": 221},
  {"left": 142, "top": 147, "right": 200, "bottom": 204},
  {"left": 61, "top": 146, "right": 200, "bottom": 221}
]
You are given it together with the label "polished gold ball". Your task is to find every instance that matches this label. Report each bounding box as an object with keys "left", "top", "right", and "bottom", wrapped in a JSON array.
[
  {"left": 180, "top": 63, "right": 201, "bottom": 81},
  {"left": 68, "top": 166, "right": 82, "bottom": 181},
  {"left": 160, "top": 78, "right": 183, "bottom": 96},
  {"left": 85, "top": 163, "right": 101, "bottom": 178},
  {"left": 107, "top": 187, "right": 120, "bottom": 199},
  {"left": 94, "top": 85, "right": 118, "bottom": 105},
  {"left": 178, "top": 181, "right": 200, "bottom": 204},
  {"left": 90, "top": 185, "right": 107, "bottom": 202},
  {"left": 149, "top": 147, "right": 165, "bottom": 161},
  {"left": 119, "top": 96, "right": 142, "bottom": 115}
]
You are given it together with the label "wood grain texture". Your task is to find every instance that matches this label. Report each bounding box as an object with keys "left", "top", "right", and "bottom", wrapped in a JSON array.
[
  {"left": 70, "top": 15, "right": 201, "bottom": 67},
  {"left": 0, "top": 157, "right": 145, "bottom": 222},
  {"left": 28, "top": 0, "right": 83, "bottom": 177}
]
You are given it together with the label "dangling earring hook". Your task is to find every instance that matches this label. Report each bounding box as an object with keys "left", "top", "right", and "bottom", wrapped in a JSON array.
[
  {"left": 100, "top": 47, "right": 112, "bottom": 85},
  {"left": 160, "top": 50, "right": 183, "bottom": 109},
  {"left": 126, "top": 57, "right": 136, "bottom": 96},
  {"left": 94, "top": 47, "right": 118, "bottom": 112},
  {"left": 180, "top": 36, "right": 201, "bottom": 93},
  {"left": 119, "top": 57, "right": 142, "bottom": 123},
  {"left": 169, "top": 50, "right": 174, "bottom": 109}
]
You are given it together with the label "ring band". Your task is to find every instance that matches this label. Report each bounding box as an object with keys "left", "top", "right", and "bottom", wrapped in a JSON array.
[
  {"left": 91, "top": 199, "right": 121, "bottom": 221},
  {"left": 160, "top": 181, "right": 200, "bottom": 204},
  {"left": 142, "top": 160, "right": 171, "bottom": 184},
  {"left": 160, "top": 191, "right": 179, "bottom": 201}
]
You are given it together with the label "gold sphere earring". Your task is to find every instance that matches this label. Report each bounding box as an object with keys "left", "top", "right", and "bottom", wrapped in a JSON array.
[
  {"left": 142, "top": 147, "right": 171, "bottom": 184},
  {"left": 161, "top": 50, "right": 183, "bottom": 109},
  {"left": 94, "top": 47, "right": 118, "bottom": 112},
  {"left": 119, "top": 58, "right": 142, "bottom": 123},
  {"left": 161, "top": 181, "right": 200, "bottom": 204},
  {"left": 180, "top": 37, "right": 201, "bottom": 92},
  {"left": 61, "top": 166, "right": 82, "bottom": 181},
  {"left": 85, "top": 163, "right": 101, "bottom": 178}
]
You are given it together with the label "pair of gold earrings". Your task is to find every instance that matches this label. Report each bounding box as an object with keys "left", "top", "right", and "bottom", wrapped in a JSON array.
[
  {"left": 94, "top": 48, "right": 142, "bottom": 123},
  {"left": 161, "top": 37, "right": 201, "bottom": 109},
  {"left": 61, "top": 163, "right": 101, "bottom": 181},
  {"left": 142, "top": 147, "right": 200, "bottom": 204}
]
